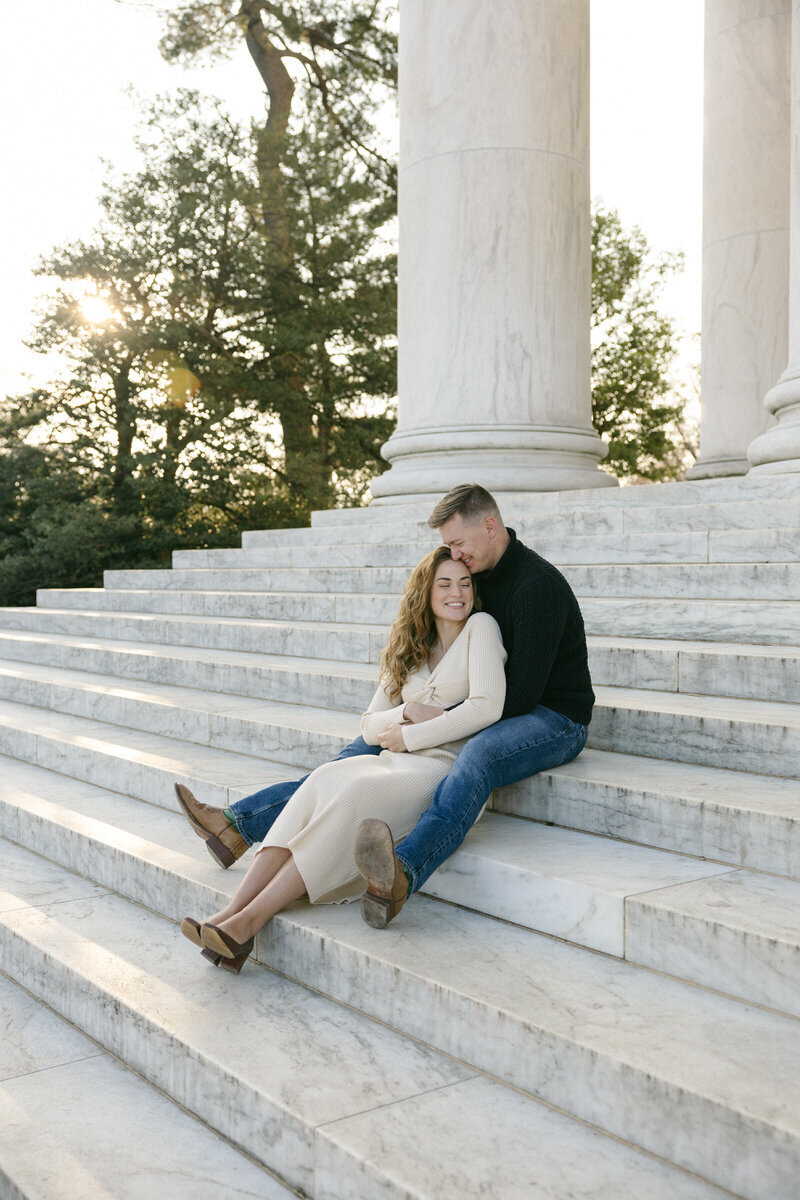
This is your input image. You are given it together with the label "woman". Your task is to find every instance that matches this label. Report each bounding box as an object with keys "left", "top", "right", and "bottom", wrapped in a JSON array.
[{"left": 181, "top": 545, "right": 506, "bottom": 972}]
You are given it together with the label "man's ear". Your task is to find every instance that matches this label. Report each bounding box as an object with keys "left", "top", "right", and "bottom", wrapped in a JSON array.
[{"left": 484, "top": 517, "right": 497, "bottom": 538}]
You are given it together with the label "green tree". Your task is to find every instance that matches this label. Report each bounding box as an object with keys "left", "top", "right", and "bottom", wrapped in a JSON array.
[
  {"left": 156, "top": 0, "right": 398, "bottom": 499},
  {"left": 592, "top": 203, "right": 694, "bottom": 481},
  {"left": 0, "top": 90, "right": 396, "bottom": 605}
]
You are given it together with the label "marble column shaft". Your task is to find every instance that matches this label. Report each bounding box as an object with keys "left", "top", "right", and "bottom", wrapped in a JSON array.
[
  {"left": 748, "top": 0, "right": 800, "bottom": 473},
  {"left": 688, "top": 0, "right": 791, "bottom": 480},
  {"left": 370, "top": 0, "right": 613, "bottom": 503}
]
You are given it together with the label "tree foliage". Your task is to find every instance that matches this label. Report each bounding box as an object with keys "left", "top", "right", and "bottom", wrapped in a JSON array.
[
  {"left": 591, "top": 203, "right": 694, "bottom": 481},
  {"left": 0, "top": 89, "right": 396, "bottom": 605}
]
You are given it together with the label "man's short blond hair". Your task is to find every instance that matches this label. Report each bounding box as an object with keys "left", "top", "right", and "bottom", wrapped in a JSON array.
[{"left": 427, "top": 484, "right": 502, "bottom": 529}]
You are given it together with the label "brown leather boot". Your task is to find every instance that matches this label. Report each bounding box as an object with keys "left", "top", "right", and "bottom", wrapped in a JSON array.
[
  {"left": 354, "top": 819, "right": 410, "bottom": 929},
  {"left": 173, "top": 783, "right": 249, "bottom": 868}
]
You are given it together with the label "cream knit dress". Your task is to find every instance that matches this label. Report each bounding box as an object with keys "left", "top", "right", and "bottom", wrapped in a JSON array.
[{"left": 255, "top": 612, "right": 507, "bottom": 904}]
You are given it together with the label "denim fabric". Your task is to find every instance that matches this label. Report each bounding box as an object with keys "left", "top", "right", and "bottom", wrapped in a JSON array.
[
  {"left": 227, "top": 735, "right": 381, "bottom": 845},
  {"left": 395, "top": 705, "right": 588, "bottom": 893}
]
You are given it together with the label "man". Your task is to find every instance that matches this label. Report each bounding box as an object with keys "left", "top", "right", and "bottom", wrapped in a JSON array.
[{"left": 175, "top": 484, "right": 593, "bottom": 928}]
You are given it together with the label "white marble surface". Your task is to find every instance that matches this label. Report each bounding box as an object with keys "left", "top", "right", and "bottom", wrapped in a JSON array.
[
  {"left": 0, "top": 972, "right": 100, "bottom": 1082},
  {"left": 689, "top": 0, "right": 790, "bottom": 477},
  {"left": 372, "top": 0, "right": 612, "bottom": 499},
  {"left": 748, "top": 0, "right": 800, "bottom": 475},
  {"left": 318, "top": 1074, "right": 730, "bottom": 1200},
  {"left": 0, "top": 970, "right": 285, "bottom": 1199},
  {"left": 621, "top": 495, "right": 800, "bottom": 532},
  {"left": 0, "top": 605, "right": 379, "bottom": 663},
  {"left": 0, "top": 863, "right": 471, "bottom": 1198},
  {"left": 264, "top": 895, "right": 800, "bottom": 1200},
  {"left": 425, "top": 815, "right": 730, "bottom": 955},
  {"left": 499, "top": 747, "right": 800, "bottom": 878},
  {"left": 104, "top": 565, "right": 408, "bottom": 595},
  {"left": 626, "top": 867, "right": 800, "bottom": 1016},
  {"left": 709, "top": 526, "right": 800, "bottom": 561},
  {"left": 0, "top": 1051, "right": 291, "bottom": 1200},
  {"left": 0, "top": 697, "right": 291, "bottom": 808},
  {"left": 562, "top": 561, "right": 800, "bottom": 600},
  {"left": 322, "top": 472, "right": 800, "bottom": 522},
  {"left": 590, "top": 684, "right": 800, "bottom": 775},
  {"left": 581, "top": 596, "right": 800, "bottom": 644}
]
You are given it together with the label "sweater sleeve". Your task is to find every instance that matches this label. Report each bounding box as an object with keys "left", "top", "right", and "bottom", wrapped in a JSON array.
[
  {"left": 400, "top": 615, "right": 507, "bottom": 753},
  {"left": 502, "top": 575, "right": 567, "bottom": 720},
  {"left": 360, "top": 683, "right": 407, "bottom": 745}
]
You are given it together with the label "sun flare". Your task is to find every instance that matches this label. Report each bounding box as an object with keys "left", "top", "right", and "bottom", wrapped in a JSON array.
[{"left": 80, "top": 295, "right": 117, "bottom": 324}]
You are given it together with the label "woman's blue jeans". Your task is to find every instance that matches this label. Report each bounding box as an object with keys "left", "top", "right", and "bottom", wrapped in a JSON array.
[{"left": 227, "top": 705, "right": 588, "bottom": 893}]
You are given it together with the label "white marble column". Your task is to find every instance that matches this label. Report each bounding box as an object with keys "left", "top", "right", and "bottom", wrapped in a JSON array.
[
  {"left": 748, "top": 0, "right": 800, "bottom": 474},
  {"left": 370, "top": 0, "right": 613, "bottom": 503},
  {"left": 688, "top": 0, "right": 791, "bottom": 480}
]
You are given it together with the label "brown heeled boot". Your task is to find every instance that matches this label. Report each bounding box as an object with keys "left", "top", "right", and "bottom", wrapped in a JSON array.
[
  {"left": 354, "top": 819, "right": 410, "bottom": 929},
  {"left": 174, "top": 783, "right": 249, "bottom": 868}
]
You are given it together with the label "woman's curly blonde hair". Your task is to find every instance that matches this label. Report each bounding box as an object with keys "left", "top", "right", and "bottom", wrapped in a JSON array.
[{"left": 379, "top": 545, "right": 480, "bottom": 703}]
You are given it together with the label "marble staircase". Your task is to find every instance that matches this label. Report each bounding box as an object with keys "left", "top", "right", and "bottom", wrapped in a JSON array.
[{"left": 0, "top": 474, "right": 799, "bottom": 1198}]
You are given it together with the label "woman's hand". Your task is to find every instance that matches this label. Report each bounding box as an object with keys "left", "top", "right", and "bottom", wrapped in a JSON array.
[
  {"left": 378, "top": 723, "right": 408, "bottom": 752},
  {"left": 403, "top": 701, "right": 445, "bottom": 724}
]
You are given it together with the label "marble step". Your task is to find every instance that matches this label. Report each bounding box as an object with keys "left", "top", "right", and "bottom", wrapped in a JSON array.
[
  {"left": 0, "top": 841, "right": 735, "bottom": 1200},
  {"left": 0, "top": 971, "right": 289, "bottom": 1200},
  {"left": 261, "top": 899, "right": 800, "bottom": 1200},
  {"left": 9, "top": 596, "right": 800, "bottom": 651},
  {"left": 310, "top": 473, "right": 800, "bottom": 525},
  {"left": 0, "top": 753, "right": 753, "bottom": 968},
  {"left": 580, "top": 596, "right": 799, "bottom": 643},
  {"left": 1, "top": 652, "right": 798, "bottom": 777},
  {"left": 0, "top": 670, "right": 796, "bottom": 881},
  {"left": 29, "top": 587, "right": 800, "bottom": 650},
  {"left": 174, "top": 524, "right": 800, "bottom": 567},
  {"left": 36, "top": 586, "right": 399, "bottom": 625},
  {"left": 0, "top": 697, "right": 304, "bottom": 809},
  {"left": 6, "top": 756, "right": 799, "bottom": 1017},
  {"left": 4, "top": 627, "right": 800, "bottom": 708},
  {"left": 307, "top": 493, "right": 800, "bottom": 535},
  {"left": 0, "top": 664, "right": 359, "bottom": 767},
  {"left": 504, "top": 747, "right": 800, "bottom": 879},
  {"left": 0, "top": 606, "right": 386, "bottom": 663},
  {"left": 244, "top": 498, "right": 800, "bottom": 546},
  {"left": 99, "top": 561, "right": 800, "bottom": 601}
]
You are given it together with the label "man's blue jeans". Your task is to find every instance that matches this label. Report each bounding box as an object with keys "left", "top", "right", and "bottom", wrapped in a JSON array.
[{"left": 227, "top": 705, "right": 588, "bottom": 893}]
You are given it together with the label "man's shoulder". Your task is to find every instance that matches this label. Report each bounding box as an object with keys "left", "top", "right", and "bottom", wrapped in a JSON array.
[{"left": 510, "top": 541, "right": 572, "bottom": 595}]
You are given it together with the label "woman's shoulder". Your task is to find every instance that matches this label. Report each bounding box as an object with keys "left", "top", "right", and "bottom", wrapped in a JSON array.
[{"left": 465, "top": 611, "right": 503, "bottom": 640}]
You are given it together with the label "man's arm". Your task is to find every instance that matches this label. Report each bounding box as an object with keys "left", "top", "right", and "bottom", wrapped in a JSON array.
[{"left": 501, "top": 576, "right": 567, "bottom": 720}]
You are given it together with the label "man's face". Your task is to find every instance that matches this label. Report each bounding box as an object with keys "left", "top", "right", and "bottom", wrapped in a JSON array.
[{"left": 438, "top": 513, "right": 500, "bottom": 574}]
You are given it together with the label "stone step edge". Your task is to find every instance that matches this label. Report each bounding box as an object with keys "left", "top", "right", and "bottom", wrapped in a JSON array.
[
  {"left": 0, "top": 846, "right": 735, "bottom": 1200},
  {"left": 0, "top": 754, "right": 757, "bottom": 967},
  {"left": 0, "top": 971, "right": 294, "bottom": 1200},
  {"left": 5, "top": 604, "right": 800, "bottom": 656},
  {"left": 1, "top": 657, "right": 800, "bottom": 729},
  {"left": 0, "top": 696, "right": 797, "bottom": 877},
  {"left": 0, "top": 837, "right": 795, "bottom": 1200},
  {"left": 3, "top": 764, "right": 797, "bottom": 1021}
]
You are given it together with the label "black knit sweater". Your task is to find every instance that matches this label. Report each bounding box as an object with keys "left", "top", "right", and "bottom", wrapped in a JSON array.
[{"left": 475, "top": 529, "right": 595, "bottom": 726}]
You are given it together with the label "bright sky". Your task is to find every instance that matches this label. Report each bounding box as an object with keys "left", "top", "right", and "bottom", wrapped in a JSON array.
[{"left": 0, "top": 0, "right": 704, "bottom": 399}]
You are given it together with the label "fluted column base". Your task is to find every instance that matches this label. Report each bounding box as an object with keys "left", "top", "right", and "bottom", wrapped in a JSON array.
[
  {"left": 685, "top": 455, "right": 750, "bottom": 480},
  {"left": 369, "top": 424, "right": 615, "bottom": 502},
  {"left": 747, "top": 368, "right": 800, "bottom": 474}
]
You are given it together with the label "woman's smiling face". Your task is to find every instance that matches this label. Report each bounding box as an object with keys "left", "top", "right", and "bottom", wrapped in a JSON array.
[{"left": 428, "top": 558, "right": 474, "bottom": 624}]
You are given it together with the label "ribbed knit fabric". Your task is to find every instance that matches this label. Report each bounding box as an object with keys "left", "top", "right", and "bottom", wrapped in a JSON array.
[
  {"left": 475, "top": 529, "right": 595, "bottom": 726},
  {"left": 256, "top": 613, "right": 506, "bottom": 903}
]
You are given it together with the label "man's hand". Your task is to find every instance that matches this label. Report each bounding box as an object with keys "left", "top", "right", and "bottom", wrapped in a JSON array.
[
  {"left": 378, "top": 724, "right": 408, "bottom": 753},
  {"left": 403, "top": 701, "right": 445, "bottom": 724}
]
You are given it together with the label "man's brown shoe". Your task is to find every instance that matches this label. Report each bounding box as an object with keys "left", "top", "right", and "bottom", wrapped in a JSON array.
[
  {"left": 173, "top": 783, "right": 249, "bottom": 868},
  {"left": 354, "top": 819, "right": 410, "bottom": 929}
]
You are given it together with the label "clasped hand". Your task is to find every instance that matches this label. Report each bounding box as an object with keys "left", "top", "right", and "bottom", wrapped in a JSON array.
[{"left": 378, "top": 701, "right": 445, "bottom": 752}]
